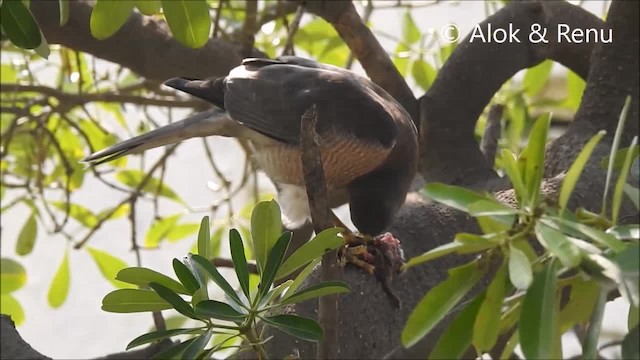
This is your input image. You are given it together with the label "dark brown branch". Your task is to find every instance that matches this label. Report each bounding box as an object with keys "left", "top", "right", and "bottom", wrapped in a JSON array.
[
  {"left": 241, "top": 0, "right": 258, "bottom": 57},
  {"left": 257, "top": 1, "right": 299, "bottom": 29},
  {"left": 30, "top": 0, "right": 265, "bottom": 82},
  {"left": 419, "top": 0, "right": 605, "bottom": 184},
  {"left": 299, "top": 105, "right": 340, "bottom": 359},
  {"left": 297, "top": 0, "right": 418, "bottom": 122}
]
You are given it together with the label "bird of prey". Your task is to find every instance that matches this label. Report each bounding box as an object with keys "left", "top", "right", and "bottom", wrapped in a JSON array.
[{"left": 84, "top": 56, "right": 418, "bottom": 240}]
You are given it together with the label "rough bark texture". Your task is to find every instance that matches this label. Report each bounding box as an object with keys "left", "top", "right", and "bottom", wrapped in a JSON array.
[{"left": 3, "top": 0, "right": 638, "bottom": 359}]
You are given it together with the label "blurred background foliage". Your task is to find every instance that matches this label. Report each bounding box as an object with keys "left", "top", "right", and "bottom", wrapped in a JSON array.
[{"left": 0, "top": 0, "right": 606, "bottom": 353}]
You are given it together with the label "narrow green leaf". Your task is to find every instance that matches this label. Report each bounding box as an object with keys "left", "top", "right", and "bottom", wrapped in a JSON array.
[
  {"left": 148, "top": 282, "right": 198, "bottom": 320},
  {"left": 59, "top": 0, "right": 69, "bottom": 26},
  {"left": 523, "top": 113, "right": 551, "bottom": 206},
  {"left": 473, "top": 262, "right": 507, "bottom": 351},
  {"left": 102, "top": 289, "right": 172, "bottom": 313},
  {"left": 603, "top": 96, "right": 631, "bottom": 216},
  {"left": 622, "top": 325, "right": 639, "bottom": 360},
  {"left": 250, "top": 200, "right": 282, "bottom": 270},
  {"left": 402, "top": 240, "right": 495, "bottom": 270},
  {"left": 182, "top": 328, "right": 213, "bottom": 360},
  {"left": 116, "top": 267, "right": 188, "bottom": 295},
  {"left": 523, "top": 60, "right": 553, "bottom": 97},
  {"left": 499, "top": 149, "right": 527, "bottom": 203},
  {"left": 402, "top": 261, "right": 484, "bottom": 348},
  {"left": 562, "top": 70, "right": 586, "bottom": 111},
  {"left": 152, "top": 338, "right": 194, "bottom": 360},
  {"left": 260, "top": 280, "right": 292, "bottom": 308},
  {"left": 423, "top": 183, "right": 491, "bottom": 213},
  {"left": 33, "top": 29, "right": 50, "bottom": 59},
  {"left": 87, "top": 247, "right": 134, "bottom": 289},
  {"left": 89, "top": 0, "right": 135, "bottom": 40},
  {"left": 191, "top": 255, "right": 243, "bottom": 308},
  {"left": 145, "top": 214, "right": 181, "bottom": 247},
  {"left": 624, "top": 184, "right": 639, "bottom": 210},
  {"left": 401, "top": 11, "right": 420, "bottom": 45},
  {"left": 115, "top": 170, "right": 184, "bottom": 204},
  {"left": 229, "top": 229, "right": 250, "bottom": 299},
  {"left": 0, "top": 258, "right": 26, "bottom": 294},
  {"left": 519, "top": 259, "right": 559, "bottom": 360},
  {"left": 544, "top": 216, "right": 625, "bottom": 252},
  {"left": 47, "top": 251, "right": 70, "bottom": 308},
  {"left": 283, "top": 258, "right": 320, "bottom": 299},
  {"left": 276, "top": 227, "right": 343, "bottom": 279},
  {"left": 50, "top": 201, "right": 98, "bottom": 228},
  {"left": 601, "top": 145, "right": 639, "bottom": 171},
  {"left": 136, "top": 0, "right": 161, "bottom": 15},
  {"left": 161, "top": 0, "right": 211, "bottom": 49},
  {"left": 259, "top": 232, "right": 291, "bottom": 298},
  {"left": 166, "top": 223, "right": 200, "bottom": 243},
  {"left": 16, "top": 213, "right": 37, "bottom": 255},
  {"left": 281, "top": 281, "right": 350, "bottom": 305},
  {"left": 197, "top": 216, "right": 210, "bottom": 258},
  {"left": 0, "top": 0, "right": 42, "bottom": 49},
  {"left": 559, "top": 130, "right": 606, "bottom": 211},
  {"left": 582, "top": 289, "right": 607, "bottom": 359},
  {"left": 607, "top": 225, "right": 640, "bottom": 240},
  {"left": 612, "top": 136, "right": 638, "bottom": 224},
  {"left": 172, "top": 259, "right": 200, "bottom": 295},
  {"left": 535, "top": 223, "right": 582, "bottom": 268},
  {"left": 194, "top": 300, "right": 246, "bottom": 322},
  {"left": 263, "top": 314, "right": 323, "bottom": 342},
  {"left": 127, "top": 328, "right": 203, "bottom": 350},
  {"left": 429, "top": 292, "right": 485, "bottom": 359},
  {"left": 468, "top": 199, "right": 518, "bottom": 216},
  {"left": 629, "top": 304, "right": 639, "bottom": 330},
  {"left": 558, "top": 279, "right": 600, "bottom": 332},
  {"left": 0, "top": 294, "right": 25, "bottom": 325},
  {"left": 508, "top": 244, "right": 533, "bottom": 290}
]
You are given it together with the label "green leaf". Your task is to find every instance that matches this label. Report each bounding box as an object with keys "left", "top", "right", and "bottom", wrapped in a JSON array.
[
  {"left": 402, "top": 240, "right": 495, "bottom": 270},
  {"left": 251, "top": 200, "right": 282, "bottom": 270},
  {"left": 582, "top": 289, "right": 606, "bottom": 358},
  {"left": 276, "top": 227, "right": 343, "bottom": 279},
  {"left": 166, "top": 223, "right": 200, "bottom": 243},
  {"left": 148, "top": 282, "right": 198, "bottom": 320},
  {"left": 263, "top": 314, "right": 323, "bottom": 342},
  {"left": 523, "top": 60, "right": 553, "bottom": 97},
  {"left": 182, "top": 327, "right": 214, "bottom": 360},
  {"left": 229, "top": 229, "right": 250, "bottom": 299},
  {"left": 612, "top": 136, "right": 638, "bottom": 224},
  {"left": 499, "top": 149, "right": 527, "bottom": 203},
  {"left": 259, "top": 232, "right": 291, "bottom": 299},
  {"left": 87, "top": 247, "right": 134, "bottom": 289},
  {"left": 0, "top": 0, "right": 42, "bottom": 49},
  {"left": 89, "top": 0, "right": 135, "bottom": 40},
  {"left": 50, "top": 201, "right": 98, "bottom": 228},
  {"left": 562, "top": 70, "right": 586, "bottom": 111},
  {"left": 613, "top": 244, "right": 639, "bottom": 306},
  {"left": 191, "top": 254, "right": 243, "bottom": 308},
  {"left": 601, "top": 145, "right": 639, "bottom": 171},
  {"left": 607, "top": 225, "right": 640, "bottom": 240},
  {"left": 144, "top": 214, "right": 181, "bottom": 247},
  {"left": 622, "top": 325, "right": 640, "bottom": 360},
  {"left": 629, "top": 304, "right": 639, "bottom": 330},
  {"left": 603, "top": 96, "right": 631, "bottom": 216},
  {"left": 393, "top": 43, "right": 410, "bottom": 77},
  {"left": 473, "top": 262, "right": 507, "bottom": 351},
  {"left": 115, "top": 170, "right": 184, "bottom": 204},
  {"left": 558, "top": 278, "right": 600, "bottom": 332},
  {"left": 0, "top": 294, "right": 25, "bottom": 325},
  {"left": 544, "top": 216, "right": 625, "bottom": 252},
  {"left": 116, "top": 267, "right": 188, "bottom": 295},
  {"left": 624, "top": 183, "right": 640, "bottom": 210},
  {"left": 283, "top": 258, "right": 320, "bottom": 299},
  {"left": 0, "top": 258, "right": 26, "bottom": 294},
  {"left": 468, "top": 199, "right": 518, "bottom": 216},
  {"left": 47, "top": 251, "right": 70, "bottom": 308},
  {"left": 522, "top": 113, "right": 551, "bottom": 206},
  {"left": 535, "top": 223, "right": 582, "bottom": 268},
  {"left": 519, "top": 259, "right": 559, "bottom": 360},
  {"left": 172, "top": 258, "right": 200, "bottom": 295},
  {"left": 127, "top": 328, "right": 203, "bottom": 350},
  {"left": 260, "top": 280, "right": 292, "bottom": 308},
  {"left": 102, "top": 289, "right": 172, "bottom": 312},
  {"left": 508, "top": 244, "right": 533, "bottom": 290},
  {"left": 33, "top": 29, "right": 49, "bottom": 59},
  {"left": 281, "top": 281, "right": 350, "bottom": 305},
  {"left": 59, "top": 0, "right": 69, "bottom": 26},
  {"left": 401, "top": 11, "right": 420, "bottom": 45},
  {"left": 402, "top": 261, "right": 484, "bottom": 348},
  {"left": 197, "top": 216, "right": 210, "bottom": 258},
  {"left": 136, "top": 0, "right": 161, "bottom": 15},
  {"left": 161, "top": 0, "right": 211, "bottom": 49},
  {"left": 559, "top": 130, "right": 606, "bottom": 211},
  {"left": 423, "top": 183, "right": 491, "bottom": 213},
  {"left": 16, "top": 213, "right": 37, "bottom": 256},
  {"left": 194, "top": 300, "right": 246, "bottom": 322},
  {"left": 429, "top": 292, "right": 484, "bottom": 359},
  {"left": 152, "top": 338, "right": 194, "bottom": 359},
  {"left": 411, "top": 58, "right": 436, "bottom": 91}
]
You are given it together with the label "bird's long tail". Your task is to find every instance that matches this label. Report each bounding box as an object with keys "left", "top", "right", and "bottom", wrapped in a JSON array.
[{"left": 82, "top": 108, "right": 233, "bottom": 165}]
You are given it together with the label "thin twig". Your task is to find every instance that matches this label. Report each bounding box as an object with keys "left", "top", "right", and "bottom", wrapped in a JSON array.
[
  {"left": 281, "top": 6, "right": 305, "bottom": 56},
  {"left": 241, "top": 0, "right": 258, "bottom": 57},
  {"left": 213, "top": 0, "right": 226, "bottom": 38}
]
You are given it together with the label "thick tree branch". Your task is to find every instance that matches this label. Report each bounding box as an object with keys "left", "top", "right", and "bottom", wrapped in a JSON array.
[{"left": 30, "top": 0, "right": 265, "bottom": 82}]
